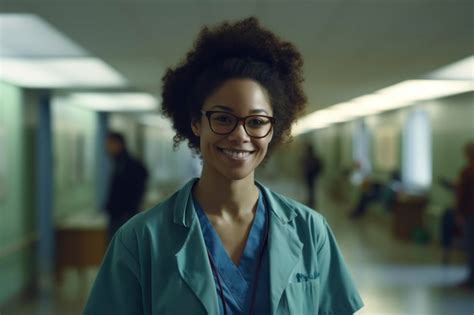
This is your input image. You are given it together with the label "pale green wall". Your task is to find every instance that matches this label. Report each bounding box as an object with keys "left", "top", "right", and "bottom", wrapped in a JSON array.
[
  {"left": 142, "top": 123, "right": 202, "bottom": 205},
  {"left": 51, "top": 100, "right": 97, "bottom": 218},
  {"left": 426, "top": 92, "right": 474, "bottom": 211},
  {"left": 0, "top": 82, "right": 36, "bottom": 305}
]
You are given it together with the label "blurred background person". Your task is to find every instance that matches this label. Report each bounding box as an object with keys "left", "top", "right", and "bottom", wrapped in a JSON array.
[
  {"left": 349, "top": 170, "right": 402, "bottom": 219},
  {"left": 104, "top": 131, "right": 148, "bottom": 241},
  {"left": 455, "top": 141, "right": 474, "bottom": 288},
  {"left": 302, "top": 143, "right": 323, "bottom": 208}
]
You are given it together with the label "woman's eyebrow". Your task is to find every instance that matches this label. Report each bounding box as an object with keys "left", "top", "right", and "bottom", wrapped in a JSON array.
[
  {"left": 210, "top": 105, "right": 270, "bottom": 115},
  {"left": 210, "top": 105, "right": 233, "bottom": 111}
]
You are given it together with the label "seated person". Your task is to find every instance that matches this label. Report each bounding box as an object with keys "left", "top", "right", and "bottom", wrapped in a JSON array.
[{"left": 350, "top": 170, "right": 402, "bottom": 219}]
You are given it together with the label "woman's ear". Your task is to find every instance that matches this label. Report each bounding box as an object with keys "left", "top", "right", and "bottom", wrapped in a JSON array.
[{"left": 191, "top": 119, "right": 201, "bottom": 137}]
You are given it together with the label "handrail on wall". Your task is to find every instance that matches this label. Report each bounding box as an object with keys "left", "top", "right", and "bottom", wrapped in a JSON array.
[{"left": 0, "top": 233, "right": 38, "bottom": 259}]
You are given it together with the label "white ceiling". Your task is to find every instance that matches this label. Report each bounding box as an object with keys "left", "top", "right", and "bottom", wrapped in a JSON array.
[{"left": 1, "top": 0, "right": 473, "bottom": 112}]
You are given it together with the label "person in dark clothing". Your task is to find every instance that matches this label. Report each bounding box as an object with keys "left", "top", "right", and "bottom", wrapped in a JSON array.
[
  {"left": 302, "top": 143, "right": 323, "bottom": 208},
  {"left": 349, "top": 179, "right": 383, "bottom": 219},
  {"left": 105, "top": 132, "right": 148, "bottom": 240},
  {"left": 456, "top": 141, "right": 474, "bottom": 288},
  {"left": 349, "top": 170, "right": 401, "bottom": 219}
]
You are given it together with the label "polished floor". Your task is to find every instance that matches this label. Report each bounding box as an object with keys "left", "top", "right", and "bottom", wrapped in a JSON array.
[
  {"left": 2, "top": 180, "right": 473, "bottom": 315},
  {"left": 324, "top": 202, "right": 474, "bottom": 315}
]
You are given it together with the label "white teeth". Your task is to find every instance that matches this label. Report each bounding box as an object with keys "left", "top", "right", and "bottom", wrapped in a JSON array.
[{"left": 222, "top": 149, "right": 251, "bottom": 158}]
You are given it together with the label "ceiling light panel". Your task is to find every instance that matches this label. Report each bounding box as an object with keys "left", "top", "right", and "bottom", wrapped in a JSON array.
[
  {"left": 63, "top": 93, "right": 158, "bottom": 112},
  {"left": 426, "top": 55, "right": 474, "bottom": 80},
  {"left": 0, "top": 58, "right": 127, "bottom": 88},
  {"left": 46, "top": 58, "right": 127, "bottom": 87},
  {"left": 0, "top": 13, "right": 87, "bottom": 57},
  {"left": 293, "top": 79, "right": 473, "bottom": 136},
  {"left": 378, "top": 80, "right": 474, "bottom": 102}
]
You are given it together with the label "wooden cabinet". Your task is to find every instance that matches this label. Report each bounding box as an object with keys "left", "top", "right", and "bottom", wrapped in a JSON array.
[
  {"left": 55, "top": 213, "right": 107, "bottom": 281},
  {"left": 392, "top": 195, "right": 428, "bottom": 240}
]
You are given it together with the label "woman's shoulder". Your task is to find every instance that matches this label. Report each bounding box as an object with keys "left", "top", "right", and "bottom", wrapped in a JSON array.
[
  {"left": 262, "top": 185, "right": 327, "bottom": 226},
  {"left": 116, "top": 189, "right": 185, "bottom": 246},
  {"left": 263, "top": 187, "right": 332, "bottom": 253}
]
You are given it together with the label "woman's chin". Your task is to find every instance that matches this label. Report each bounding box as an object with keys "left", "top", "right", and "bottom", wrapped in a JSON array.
[{"left": 219, "top": 167, "right": 254, "bottom": 182}]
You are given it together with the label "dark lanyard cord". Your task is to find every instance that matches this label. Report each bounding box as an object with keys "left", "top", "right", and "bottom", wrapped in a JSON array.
[
  {"left": 207, "top": 251, "right": 228, "bottom": 315},
  {"left": 248, "top": 206, "right": 269, "bottom": 315},
  {"left": 206, "top": 205, "right": 269, "bottom": 315}
]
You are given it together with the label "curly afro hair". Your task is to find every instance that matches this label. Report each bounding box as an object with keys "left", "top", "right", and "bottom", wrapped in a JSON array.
[{"left": 161, "top": 17, "right": 307, "bottom": 155}]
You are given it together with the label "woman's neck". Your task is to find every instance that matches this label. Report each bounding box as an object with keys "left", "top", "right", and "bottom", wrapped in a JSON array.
[{"left": 193, "top": 169, "right": 259, "bottom": 219}]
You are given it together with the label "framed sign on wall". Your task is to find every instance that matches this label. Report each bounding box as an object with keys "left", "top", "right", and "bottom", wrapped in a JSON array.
[{"left": 374, "top": 124, "right": 399, "bottom": 171}]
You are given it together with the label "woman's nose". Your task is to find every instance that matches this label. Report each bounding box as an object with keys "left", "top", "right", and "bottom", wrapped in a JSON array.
[{"left": 227, "top": 122, "right": 250, "bottom": 141}]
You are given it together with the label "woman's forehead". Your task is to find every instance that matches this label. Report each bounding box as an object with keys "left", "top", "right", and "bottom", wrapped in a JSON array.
[
  {"left": 207, "top": 104, "right": 271, "bottom": 116},
  {"left": 203, "top": 78, "right": 272, "bottom": 114}
]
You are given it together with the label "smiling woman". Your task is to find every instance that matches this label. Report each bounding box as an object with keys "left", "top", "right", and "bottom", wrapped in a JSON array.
[{"left": 84, "top": 17, "right": 364, "bottom": 315}]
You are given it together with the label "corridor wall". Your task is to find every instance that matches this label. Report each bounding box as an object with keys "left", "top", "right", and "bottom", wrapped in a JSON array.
[
  {"left": 143, "top": 123, "right": 202, "bottom": 205},
  {"left": 278, "top": 91, "right": 474, "bottom": 240},
  {"left": 0, "top": 82, "right": 37, "bottom": 305},
  {"left": 51, "top": 100, "right": 97, "bottom": 219}
]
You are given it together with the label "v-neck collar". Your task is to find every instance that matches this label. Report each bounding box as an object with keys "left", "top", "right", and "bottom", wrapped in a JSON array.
[{"left": 192, "top": 191, "right": 266, "bottom": 312}]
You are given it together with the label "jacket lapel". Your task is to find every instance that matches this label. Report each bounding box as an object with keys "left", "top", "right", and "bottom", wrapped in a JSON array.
[
  {"left": 174, "top": 179, "right": 219, "bottom": 315},
  {"left": 268, "top": 213, "right": 303, "bottom": 314},
  {"left": 173, "top": 179, "right": 304, "bottom": 314},
  {"left": 257, "top": 182, "right": 303, "bottom": 314}
]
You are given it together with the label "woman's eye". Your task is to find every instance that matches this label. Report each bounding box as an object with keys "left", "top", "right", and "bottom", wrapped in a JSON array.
[
  {"left": 247, "top": 117, "right": 268, "bottom": 127},
  {"left": 213, "top": 114, "right": 233, "bottom": 124}
]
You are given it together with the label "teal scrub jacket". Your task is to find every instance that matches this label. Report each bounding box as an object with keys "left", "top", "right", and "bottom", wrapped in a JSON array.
[{"left": 84, "top": 179, "right": 364, "bottom": 315}]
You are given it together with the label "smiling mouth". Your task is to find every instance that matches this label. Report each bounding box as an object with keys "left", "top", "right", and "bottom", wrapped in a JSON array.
[{"left": 218, "top": 147, "right": 254, "bottom": 159}]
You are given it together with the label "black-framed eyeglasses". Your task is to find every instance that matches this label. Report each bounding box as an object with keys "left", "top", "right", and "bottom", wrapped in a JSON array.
[{"left": 201, "top": 110, "right": 275, "bottom": 139}]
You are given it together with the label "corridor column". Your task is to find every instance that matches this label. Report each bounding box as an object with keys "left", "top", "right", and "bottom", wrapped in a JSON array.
[
  {"left": 36, "top": 93, "right": 54, "bottom": 282},
  {"left": 95, "top": 112, "right": 109, "bottom": 211}
]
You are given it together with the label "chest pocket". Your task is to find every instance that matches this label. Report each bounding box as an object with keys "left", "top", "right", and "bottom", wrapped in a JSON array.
[{"left": 283, "top": 279, "right": 320, "bottom": 314}]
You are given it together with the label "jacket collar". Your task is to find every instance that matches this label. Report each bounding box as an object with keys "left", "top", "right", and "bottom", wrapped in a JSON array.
[
  {"left": 255, "top": 180, "right": 298, "bottom": 224},
  {"left": 173, "top": 178, "right": 302, "bottom": 315},
  {"left": 172, "top": 178, "right": 198, "bottom": 227}
]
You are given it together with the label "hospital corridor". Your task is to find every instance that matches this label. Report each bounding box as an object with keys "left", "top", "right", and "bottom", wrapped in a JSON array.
[{"left": 1, "top": 1, "right": 473, "bottom": 314}]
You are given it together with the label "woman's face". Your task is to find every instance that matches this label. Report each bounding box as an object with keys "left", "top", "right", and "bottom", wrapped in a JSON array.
[{"left": 192, "top": 78, "right": 273, "bottom": 181}]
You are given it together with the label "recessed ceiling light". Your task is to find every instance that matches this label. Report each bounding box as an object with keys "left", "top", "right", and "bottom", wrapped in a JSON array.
[
  {"left": 293, "top": 79, "right": 473, "bottom": 135},
  {"left": 426, "top": 55, "right": 474, "bottom": 80},
  {"left": 377, "top": 80, "right": 473, "bottom": 102},
  {"left": 0, "top": 13, "right": 86, "bottom": 57},
  {"left": 0, "top": 58, "right": 127, "bottom": 88},
  {"left": 0, "top": 14, "right": 127, "bottom": 88},
  {"left": 62, "top": 92, "right": 158, "bottom": 112}
]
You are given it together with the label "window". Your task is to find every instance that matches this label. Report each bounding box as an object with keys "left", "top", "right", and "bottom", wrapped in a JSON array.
[
  {"left": 402, "top": 109, "right": 432, "bottom": 191},
  {"left": 351, "top": 120, "right": 371, "bottom": 185}
]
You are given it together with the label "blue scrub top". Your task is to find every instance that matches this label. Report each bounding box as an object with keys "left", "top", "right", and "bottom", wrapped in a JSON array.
[{"left": 193, "top": 191, "right": 271, "bottom": 315}]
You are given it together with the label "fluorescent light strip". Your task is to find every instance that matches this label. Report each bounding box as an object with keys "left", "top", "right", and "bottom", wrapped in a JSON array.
[
  {"left": 0, "top": 13, "right": 87, "bottom": 57},
  {"left": 293, "top": 79, "right": 473, "bottom": 136},
  {"left": 292, "top": 120, "right": 329, "bottom": 136},
  {"left": 64, "top": 93, "right": 158, "bottom": 112},
  {"left": 426, "top": 56, "right": 474, "bottom": 80},
  {"left": 0, "top": 14, "right": 127, "bottom": 88},
  {"left": 0, "top": 58, "right": 66, "bottom": 87},
  {"left": 0, "top": 58, "right": 127, "bottom": 88},
  {"left": 378, "top": 80, "right": 473, "bottom": 102}
]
